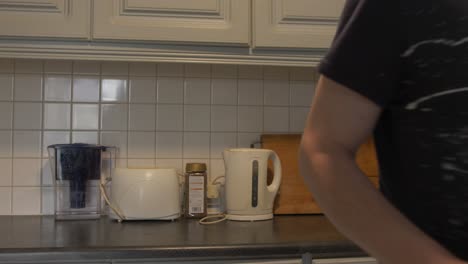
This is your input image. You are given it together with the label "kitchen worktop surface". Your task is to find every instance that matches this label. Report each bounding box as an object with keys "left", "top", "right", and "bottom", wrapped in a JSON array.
[{"left": 0, "top": 215, "right": 366, "bottom": 262}]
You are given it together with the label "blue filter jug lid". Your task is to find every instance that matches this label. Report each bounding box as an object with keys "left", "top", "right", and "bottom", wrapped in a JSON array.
[{"left": 48, "top": 143, "right": 108, "bottom": 151}]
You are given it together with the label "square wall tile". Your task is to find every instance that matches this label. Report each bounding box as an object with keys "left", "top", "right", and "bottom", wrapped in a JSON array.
[
  {"left": 101, "top": 104, "right": 128, "bottom": 130},
  {"left": 211, "top": 106, "right": 237, "bottom": 132},
  {"left": 73, "top": 75, "right": 100, "bottom": 102},
  {"left": 290, "top": 81, "right": 315, "bottom": 106},
  {"left": 155, "top": 159, "right": 183, "bottom": 174},
  {"left": 73, "top": 104, "right": 99, "bottom": 130},
  {"left": 0, "top": 59, "right": 14, "bottom": 73},
  {"left": 129, "top": 62, "right": 156, "bottom": 76},
  {"left": 264, "top": 66, "right": 289, "bottom": 80},
  {"left": 73, "top": 61, "right": 100, "bottom": 75},
  {"left": 0, "top": 159, "right": 12, "bottom": 186},
  {"left": 0, "top": 102, "right": 13, "bottom": 129},
  {"left": 127, "top": 159, "right": 155, "bottom": 169},
  {"left": 130, "top": 77, "right": 156, "bottom": 103},
  {"left": 13, "top": 131, "right": 41, "bottom": 158},
  {"left": 44, "top": 60, "right": 72, "bottom": 74},
  {"left": 0, "top": 131, "right": 12, "bottom": 157},
  {"left": 156, "top": 104, "right": 183, "bottom": 131},
  {"left": 238, "top": 65, "right": 263, "bottom": 79},
  {"left": 12, "top": 187, "right": 41, "bottom": 215},
  {"left": 43, "top": 131, "right": 70, "bottom": 157},
  {"left": 156, "top": 132, "right": 182, "bottom": 158},
  {"left": 41, "top": 159, "right": 53, "bottom": 186},
  {"left": 290, "top": 67, "right": 315, "bottom": 81},
  {"left": 264, "top": 107, "right": 289, "bottom": 133},
  {"left": 101, "top": 61, "right": 128, "bottom": 76},
  {"left": 102, "top": 77, "right": 128, "bottom": 102},
  {"left": 184, "top": 78, "right": 211, "bottom": 104},
  {"left": 13, "top": 159, "right": 41, "bottom": 186},
  {"left": 211, "top": 79, "right": 237, "bottom": 105},
  {"left": 290, "top": 107, "right": 309, "bottom": 133},
  {"left": 15, "top": 59, "right": 43, "bottom": 73},
  {"left": 185, "top": 64, "right": 211, "bottom": 78},
  {"left": 128, "top": 132, "right": 155, "bottom": 158},
  {"left": 184, "top": 105, "right": 210, "bottom": 132},
  {"left": 183, "top": 132, "right": 210, "bottom": 158},
  {"left": 129, "top": 104, "right": 155, "bottom": 131},
  {"left": 14, "top": 74, "right": 42, "bottom": 101},
  {"left": 210, "top": 133, "right": 237, "bottom": 158},
  {"left": 41, "top": 187, "right": 54, "bottom": 215},
  {"left": 212, "top": 64, "right": 237, "bottom": 78},
  {"left": 238, "top": 133, "right": 261, "bottom": 148},
  {"left": 264, "top": 80, "right": 290, "bottom": 106},
  {"left": 0, "top": 74, "right": 13, "bottom": 100},
  {"left": 238, "top": 79, "right": 263, "bottom": 106},
  {"left": 157, "top": 77, "right": 184, "bottom": 104},
  {"left": 101, "top": 132, "right": 127, "bottom": 158},
  {"left": 72, "top": 131, "right": 98, "bottom": 144},
  {"left": 44, "top": 103, "right": 70, "bottom": 130},
  {"left": 157, "top": 63, "right": 184, "bottom": 77},
  {"left": 0, "top": 187, "right": 11, "bottom": 215},
  {"left": 14, "top": 102, "right": 42, "bottom": 129},
  {"left": 238, "top": 106, "right": 263, "bottom": 132}
]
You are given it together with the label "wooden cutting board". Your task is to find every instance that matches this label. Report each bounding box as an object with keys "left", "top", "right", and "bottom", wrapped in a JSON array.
[{"left": 262, "top": 134, "right": 379, "bottom": 215}]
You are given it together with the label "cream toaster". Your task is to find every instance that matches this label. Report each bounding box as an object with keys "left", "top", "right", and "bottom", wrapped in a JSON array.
[{"left": 106, "top": 168, "right": 181, "bottom": 221}]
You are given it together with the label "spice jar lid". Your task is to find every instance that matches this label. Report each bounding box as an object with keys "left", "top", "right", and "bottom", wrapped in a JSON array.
[{"left": 186, "top": 163, "right": 207, "bottom": 173}]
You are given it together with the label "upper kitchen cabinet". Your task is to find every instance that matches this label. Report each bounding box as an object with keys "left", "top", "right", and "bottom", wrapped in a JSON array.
[
  {"left": 253, "top": 0, "right": 345, "bottom": 49},
  {"left": 0, "top": 0, "right": 90, "bottom": 39},
  {"left": 93, "top": 0, "right": 250, "bottom": 45}
]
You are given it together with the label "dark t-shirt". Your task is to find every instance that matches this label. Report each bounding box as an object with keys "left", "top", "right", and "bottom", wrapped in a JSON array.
[{"left": 319, "top": 0, "right": 468, "bottom": 259}]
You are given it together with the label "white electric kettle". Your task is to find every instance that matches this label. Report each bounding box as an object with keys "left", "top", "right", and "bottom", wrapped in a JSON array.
[{"left": 223, "top": 148, "right": 282, "bottom": 221}]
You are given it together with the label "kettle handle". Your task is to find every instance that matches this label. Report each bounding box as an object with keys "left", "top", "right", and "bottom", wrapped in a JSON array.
[{"left": 267, "top": 150, "right": 282, "bottom": 204}]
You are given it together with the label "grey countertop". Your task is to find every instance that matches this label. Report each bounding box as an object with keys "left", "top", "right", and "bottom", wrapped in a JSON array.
[{"left": 0, "top": 215, "right": 366, "bottom": 262}]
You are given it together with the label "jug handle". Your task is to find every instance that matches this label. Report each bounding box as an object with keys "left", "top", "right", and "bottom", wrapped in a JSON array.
[{"left": 267, "top": 150, "right": 282, "bottom": 204}]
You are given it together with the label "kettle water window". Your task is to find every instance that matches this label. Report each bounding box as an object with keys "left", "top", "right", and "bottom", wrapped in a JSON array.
[{"left": 252, "top": 160, "right": 259, "bottom": 208}]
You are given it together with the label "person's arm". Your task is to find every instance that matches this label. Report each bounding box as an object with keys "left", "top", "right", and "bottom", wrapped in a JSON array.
[{"left": 299, "top": 76, "right": 466, "bottom": 264}]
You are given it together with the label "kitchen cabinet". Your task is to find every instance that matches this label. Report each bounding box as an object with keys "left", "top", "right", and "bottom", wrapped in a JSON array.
[
  {"left": 93, "top": 0, "right": 250, "bottom": 45},
  {"left": 0, "top": 0, "right": 90, "bottom": 39},
  {"left": 253, "top": 0, "right": 345, "bottom": 49}
]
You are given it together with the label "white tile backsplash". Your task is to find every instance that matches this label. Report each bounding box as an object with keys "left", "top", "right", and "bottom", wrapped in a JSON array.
[
  {"left": 211, "top": 79, "right": 237, "bottom": 105},
  {"left": 129, "top": 104, "right": 156, "bottom": 131},
  {"left": 184, "top": 78, "right": 211, "bottom": 104},
  {"left": 44, "top": 103, "right": 71, "bottom": 130},
  {"left": 14, "top": 102, "right": 42, "bottom": 129},
  {"left": 0, "top": 159, "right": 12, "bottom": 186},
  {"left": 73, "top": 76, "right": 100, "bottom": 102},
  {"left": 14, "top": 74, "right": 42, "bottom": 101},
  {"left": 0, "top": 59, "right": 317, "bottom": 215},
  {"left": 12, "top": 159, "right": 41, "bottom": 186},
  {"left": 73, "top": 104, "right": 99, "bottom": 130},
  {"left": 0, "top": 131, "right": 12, "bottom": 158},
  {"left": 13, "top": 131, "right": 41, "bottom": 158},
  {"left": 101, "top": 77, "right": 128, "bottom": 102},
  {"left": 0, "top": 74, "right": 13, "bottom": 100},
  {"left": 0, "top": 187, "right": 12, "bottom": 215},
  {"left": 130, "top": 77, "right": 156, "bottom": 103},
  {"left": 0, "top": 102, "right": 13, "bottom": 129}
]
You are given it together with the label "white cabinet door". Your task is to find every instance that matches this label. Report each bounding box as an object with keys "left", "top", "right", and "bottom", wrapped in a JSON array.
[
  {"left": 0, "top": 0, "right": 90, "bottom": 38},
  {"left": 93, "top": 0, "right": 250, "bottom": 45},
  {"left": 253, "top": 0, "right": 345, "bottom": 49}
]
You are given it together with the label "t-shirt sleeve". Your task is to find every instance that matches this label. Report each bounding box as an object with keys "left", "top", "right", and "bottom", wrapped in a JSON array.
[{"left": 318, "top": 0, "right": 403, "bottom": 107}]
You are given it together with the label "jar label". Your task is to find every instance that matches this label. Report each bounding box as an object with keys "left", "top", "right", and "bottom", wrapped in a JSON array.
[{"left": 189, "top": 176, "right": 205, "bottom": 214}]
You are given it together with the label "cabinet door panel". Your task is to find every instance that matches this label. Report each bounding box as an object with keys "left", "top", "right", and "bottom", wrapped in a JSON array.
[
  {"left": 0, "top": 0, "right": 90, "bottom": 38},
  {"left": 254, "top": 0, "right": 345, "bottom": 49},
  {"left": 93, "top": 0, "right": 250, "bottom": 45}
]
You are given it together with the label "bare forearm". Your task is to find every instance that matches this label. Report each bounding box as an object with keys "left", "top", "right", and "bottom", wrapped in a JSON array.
[{"left": 299, "top": 139, "right": 463, "bottom": 264}]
